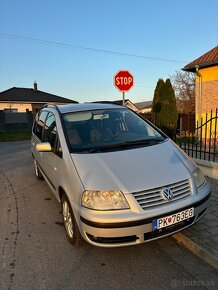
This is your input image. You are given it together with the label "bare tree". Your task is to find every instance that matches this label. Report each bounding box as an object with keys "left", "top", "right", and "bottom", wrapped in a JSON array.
[
  {"left": 170, "top": 70, "right": 195, "bottom": 113},
  {"left": 8, "top": 102, "right": 15, "bottom": 110}
]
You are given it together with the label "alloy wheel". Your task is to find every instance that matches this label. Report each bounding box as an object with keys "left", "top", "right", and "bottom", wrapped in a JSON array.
[{"left": 62, "top": 200, "right": 74, "bottom": 239}]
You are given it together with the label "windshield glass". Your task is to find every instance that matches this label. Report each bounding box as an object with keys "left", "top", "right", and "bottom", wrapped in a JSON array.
[{"left": 62, "top": 108, "right": 166, "bottom": 153}]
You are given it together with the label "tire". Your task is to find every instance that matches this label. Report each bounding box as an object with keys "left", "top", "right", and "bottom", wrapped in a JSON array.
[
  {"left": 61, "top": 194, "right": 83, "bottom": 246},
  {"left": 33, "top": 158, "right": 43, "bottom": 180}
]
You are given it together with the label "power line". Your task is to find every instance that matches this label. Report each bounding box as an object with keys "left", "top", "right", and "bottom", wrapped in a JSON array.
[
  {"left": 0, "top": 32, "right": 187, "bottom": 64},
  {"left": 0, "top": 69, "right": 153, "bottom": 88}
]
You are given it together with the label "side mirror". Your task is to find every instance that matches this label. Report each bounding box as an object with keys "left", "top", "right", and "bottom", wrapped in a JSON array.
[{"left": 36, "top": 142, "right": 52, "bottom": 152}]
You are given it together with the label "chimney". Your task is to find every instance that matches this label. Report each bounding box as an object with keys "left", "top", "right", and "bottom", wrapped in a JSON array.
[{"left": 34, "top": 81, "right": 38, "bottom": 92}]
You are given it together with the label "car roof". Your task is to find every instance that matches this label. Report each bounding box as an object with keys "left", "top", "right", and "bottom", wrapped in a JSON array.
[{"left": 54, "top": 103, "right": 125, "bottom": 114}]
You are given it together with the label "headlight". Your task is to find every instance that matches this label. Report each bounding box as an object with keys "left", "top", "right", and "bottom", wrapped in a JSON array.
[
  {"left": 81, "top": 190, "right": 130, "bottom": 210},
  {"left": 192, "top": 167, "right": 205, "bottom": 188}
]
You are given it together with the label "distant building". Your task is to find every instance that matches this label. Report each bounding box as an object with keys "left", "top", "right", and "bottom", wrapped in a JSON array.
[
  {"left": 182, "top": 46, "right": 218, "bottom": 117},
  {"left": 0, "top": 82, "right": 78, "bottom": 113},
  {"left": 134, "top": 101, "right": 152, "bottom": 113},
  {"left": 92, "top": 99, "right": 139, "bottom": 112}
]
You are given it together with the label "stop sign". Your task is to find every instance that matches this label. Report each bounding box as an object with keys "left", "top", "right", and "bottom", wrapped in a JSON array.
[{"left": 114, "top": 70, "right": 134, "bottom": 92}]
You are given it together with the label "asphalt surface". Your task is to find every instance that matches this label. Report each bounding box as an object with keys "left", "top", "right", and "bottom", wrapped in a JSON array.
[{"left": 0, "top": 141, "right": 217, "bottom": 290}]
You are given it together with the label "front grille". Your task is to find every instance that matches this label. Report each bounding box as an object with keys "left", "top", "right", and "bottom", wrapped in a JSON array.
[{"left": 132, "top": 179, "right": 191, "bottom": 210}]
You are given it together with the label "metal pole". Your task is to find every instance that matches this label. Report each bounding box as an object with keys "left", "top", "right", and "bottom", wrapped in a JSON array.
[
  {"left": 195, "top": 66, "right": 202, "bottom": 127},
  {"left": 180, "top": 117, "right": 182, "bottom": 138},
  {"left": 122, "top": 92, "right": 125, "bottom": 106}
]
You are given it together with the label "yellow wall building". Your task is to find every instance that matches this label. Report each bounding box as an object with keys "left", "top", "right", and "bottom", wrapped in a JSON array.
[
  {"left": 183, "top": 46, "right": 218, "bottom": 116},
  {"left": 183, "top": 46, "right": 218, "bottom": 140}
]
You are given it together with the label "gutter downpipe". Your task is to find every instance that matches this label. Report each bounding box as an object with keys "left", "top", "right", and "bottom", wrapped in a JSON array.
[{"left": 195, "top": 65, "right": 202, "bottom": 131}]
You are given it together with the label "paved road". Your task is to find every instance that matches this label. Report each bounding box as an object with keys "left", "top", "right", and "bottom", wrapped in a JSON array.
[{"left": 0, "top": 141, "right": 217, "bottom": 290}]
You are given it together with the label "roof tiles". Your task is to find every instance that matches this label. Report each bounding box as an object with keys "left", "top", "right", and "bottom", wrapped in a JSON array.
[
  {"left": 0, "top": 87, "right": 78, "bottom": 104},
  {"left": 183, "top": 46, "right": 218, "bottom": 72}
]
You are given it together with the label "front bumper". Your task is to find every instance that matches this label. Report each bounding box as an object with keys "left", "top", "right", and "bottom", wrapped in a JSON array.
[{"left": 79, "top": 191, "right": 211, "bottom": 247}]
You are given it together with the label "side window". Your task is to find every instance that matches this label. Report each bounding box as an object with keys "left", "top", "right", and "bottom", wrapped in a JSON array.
[
  {"left": 34, "top": 111, "right": 48, "bottom": 140},
  {"left": 43, "top": 113, "right": 62, "bottom": 156},
  {"left": 32, "top": 112, "right": 39, "bottom": 134},
  {"left": 43, "top": 113, "right": 55, "bottom": 142}
]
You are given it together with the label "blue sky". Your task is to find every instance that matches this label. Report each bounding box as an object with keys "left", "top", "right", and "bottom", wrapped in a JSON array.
[{"left": 0, "top": 0, "right": 217, "bottom": 103}]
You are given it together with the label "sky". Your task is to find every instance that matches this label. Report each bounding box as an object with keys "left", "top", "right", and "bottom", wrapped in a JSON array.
[{"left": 0, "top": 0, "right": 217, "bottom": 104}]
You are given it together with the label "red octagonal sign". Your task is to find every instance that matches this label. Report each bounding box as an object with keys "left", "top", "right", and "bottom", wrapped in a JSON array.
[{"left": 114, "top": 70, "right": 134, "bottom": 92}]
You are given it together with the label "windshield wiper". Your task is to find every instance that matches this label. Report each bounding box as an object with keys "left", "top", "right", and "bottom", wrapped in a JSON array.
[
  {"left": 87, "top": 138, "right": 164, "bottom": 153},
  {"left": 122, "top": 138, "right": 164, "bottom": 146}
]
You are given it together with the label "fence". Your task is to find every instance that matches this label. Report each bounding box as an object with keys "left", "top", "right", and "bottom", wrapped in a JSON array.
[
  {"left": 141, "top": 112, "right": 195, "bottom": 132},
  {"left": 0, "top": 110, "right": 34, "bottom": 132},
  {"left": 175, "top": 109, "right": 218, "bottom": 162}
]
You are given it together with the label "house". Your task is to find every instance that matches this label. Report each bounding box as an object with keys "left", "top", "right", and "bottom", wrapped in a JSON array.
[
  {"left": 134, "top": 101, "right": 152, "bottom": 113},
  {"left": 92, "top": 99, "right": 139, "bottom": 112},
  {"left": 182, "top": 46, "right": 218, "bottom": 119},
  {"left": 0, "top": 82, "right": 78, "bottom": 113}
]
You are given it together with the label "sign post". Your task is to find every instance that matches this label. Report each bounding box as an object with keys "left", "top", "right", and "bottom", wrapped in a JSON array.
[{"left": 114, "top": 70, "right": 134, "bottom": 105}]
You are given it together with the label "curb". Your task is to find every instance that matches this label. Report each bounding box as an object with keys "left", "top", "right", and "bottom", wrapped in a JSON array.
[{"left": 173, "top": 232, "right": 218, "bottom": 271}]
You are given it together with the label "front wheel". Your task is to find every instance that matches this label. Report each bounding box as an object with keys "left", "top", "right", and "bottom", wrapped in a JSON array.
[{"left": 61, "top": 194, "right": 83, "bottom": 246}]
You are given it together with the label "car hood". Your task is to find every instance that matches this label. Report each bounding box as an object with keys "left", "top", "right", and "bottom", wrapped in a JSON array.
[{"left": 71, "top": 140, "right": 194, "bottom": 193}]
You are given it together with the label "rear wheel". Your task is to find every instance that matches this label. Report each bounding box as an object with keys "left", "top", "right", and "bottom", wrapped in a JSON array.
[
  {"left": 33, "top": 158, "right": 43, "bottom": 180},
  {"left": 61, "top": 194, "right": 83, "bottom": 246}
]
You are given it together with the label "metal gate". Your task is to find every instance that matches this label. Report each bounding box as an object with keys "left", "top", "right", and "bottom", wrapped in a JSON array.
[{"left": 175, "top": 109, "right": 218, "bottom": 162}]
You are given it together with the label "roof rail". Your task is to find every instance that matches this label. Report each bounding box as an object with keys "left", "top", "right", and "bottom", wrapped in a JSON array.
[{"left": 41, "top": 103, "right": 58, "bottom": 109}]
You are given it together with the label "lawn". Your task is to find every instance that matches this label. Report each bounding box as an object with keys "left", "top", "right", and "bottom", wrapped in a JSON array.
[{"left": 0, "top": 131, "right": 31, "bottom": 142}]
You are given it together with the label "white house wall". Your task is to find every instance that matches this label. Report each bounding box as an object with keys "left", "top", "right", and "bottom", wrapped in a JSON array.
[{"left": 0, "top": 103, "right": 32, "bottom": 112}]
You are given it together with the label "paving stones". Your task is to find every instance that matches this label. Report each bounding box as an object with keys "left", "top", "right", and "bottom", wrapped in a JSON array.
[{"left": 173, "top": 176, "right": 218, "bottom": 270}]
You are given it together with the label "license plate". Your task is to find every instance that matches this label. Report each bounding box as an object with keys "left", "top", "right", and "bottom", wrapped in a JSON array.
[{"left": 153, "top": 208, "right": 194, "bottom": 230}]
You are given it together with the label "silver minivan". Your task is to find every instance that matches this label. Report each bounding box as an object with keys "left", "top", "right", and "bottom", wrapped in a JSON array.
[{"left": 31, "top": 103, "right": 211, "bottom": 247}]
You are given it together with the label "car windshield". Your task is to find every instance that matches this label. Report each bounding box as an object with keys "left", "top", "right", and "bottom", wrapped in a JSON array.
[{"left": 62, "top": 108, "right": 166, "bottom": 153}]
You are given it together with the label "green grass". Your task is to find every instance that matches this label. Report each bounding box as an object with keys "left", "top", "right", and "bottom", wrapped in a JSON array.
[{"left": 0, "top": 131, "right": 31, "bottom": 142}]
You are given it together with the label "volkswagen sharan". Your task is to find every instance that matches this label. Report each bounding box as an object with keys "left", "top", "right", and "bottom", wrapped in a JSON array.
[{"left": 31, "top": 103, "right": 211, "bottom": 247}]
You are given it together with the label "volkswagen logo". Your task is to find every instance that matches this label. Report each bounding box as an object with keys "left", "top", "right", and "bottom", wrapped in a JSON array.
[{"left": 161, "top": 187, "right": 173, "bottom": 201}]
